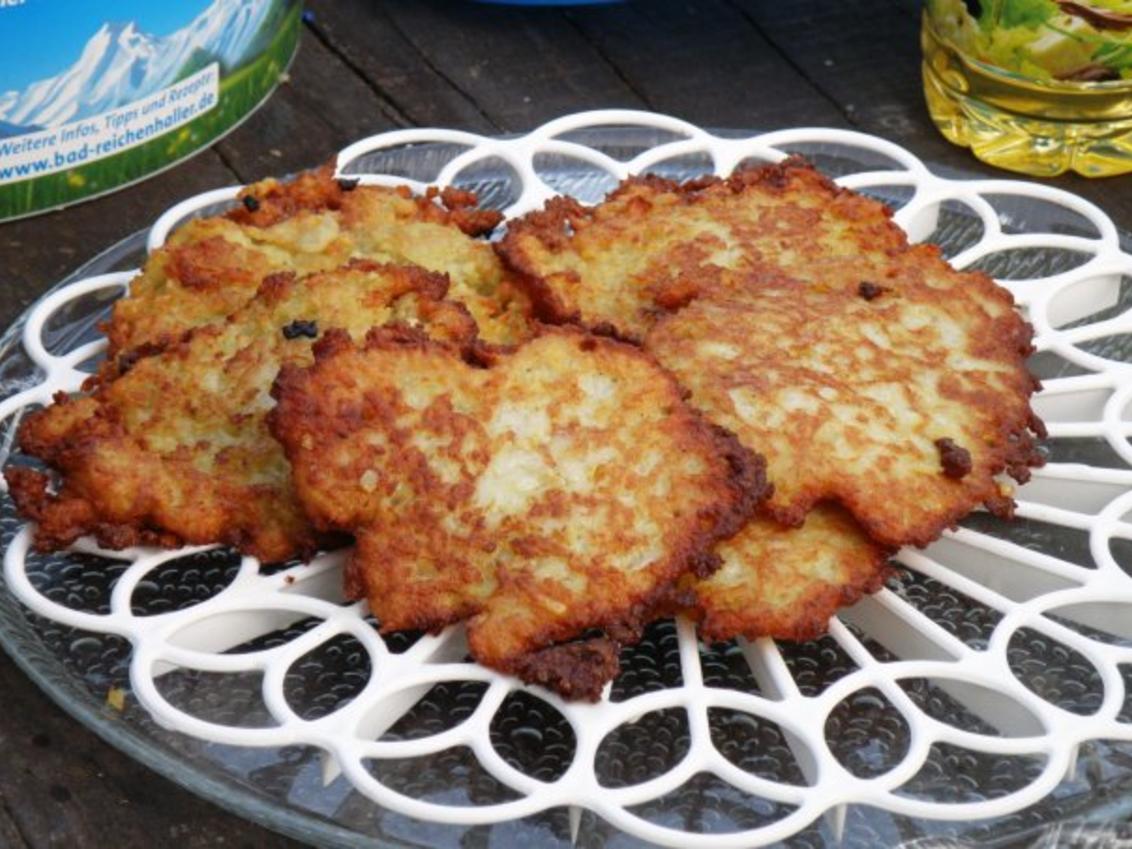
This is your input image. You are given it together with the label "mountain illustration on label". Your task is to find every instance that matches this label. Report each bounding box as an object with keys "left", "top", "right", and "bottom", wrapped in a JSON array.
[
  {"left": 1, "top": 0, "right": 282, "bottom": 134},
  {"left": 0, "top": 0, "right": 300, "bottom": 220}
]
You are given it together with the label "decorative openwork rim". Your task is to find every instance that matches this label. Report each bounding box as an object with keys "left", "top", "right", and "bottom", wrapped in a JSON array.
[{"left": 5, "top": 110, "right": 1132, "bottom": 848}]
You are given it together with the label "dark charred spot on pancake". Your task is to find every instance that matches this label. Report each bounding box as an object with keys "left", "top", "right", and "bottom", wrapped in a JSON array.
[
  {"left": 935, "top": 438, "right": 973, "bottom": 479},
  {"left": 688, "top": 548, "right": 723, "bottom": 579},
  {"left": 242, "top": 194, "right": 260, "bottom": 213},
  {"left": 282, "top": 319, "right": 319, "bottom": 340},
  {"left": 117, "top": 349, "right": 142, "bottom": 374},
  {"left": 590, "top": 321, "right": 621, "bottom": 339},
  {"left": 579, "top": 337, "right": 597, "bottom": 351},
  {"left": 1005, "top": 430, "right": 1046, "bottom": 483},
  {"left": 115, "top": 341, "right": 168, "bottom": 376},
  {"left": 513, "top": 637, "right": 621, "bottom": 702},
  {"left": 763, "top": 167, "right": 791, "bottom": 190},
  {"left": 651, "top": 278, "right": 702, "bottom": 312},
  {"left": 858, "top": 281, "right": 887, "bottom": 301},
  {"left": 985, "top": 492, "right": 1015, "bottom": 519}
]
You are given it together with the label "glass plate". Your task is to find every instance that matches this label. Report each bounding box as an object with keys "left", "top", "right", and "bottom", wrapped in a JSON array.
[{"left": 4, "top": 119, "right": 1132, "bottom": 849}]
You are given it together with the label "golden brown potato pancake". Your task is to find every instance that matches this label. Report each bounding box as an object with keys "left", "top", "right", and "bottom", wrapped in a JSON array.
[
  {"left": 270, "top": 327, "right": 768, "bottom": 699},
  {"left": 498, "top": 156, "right": 909, "bottom": 342},
  {"left": 106, "top": 164, "right": 529, "bottom": 373},
  {"left": 7, "top": 262, "right": 476, "bottom": 563},
  {"left": 686, "top": 505, "right": 893, "bottom": 643},
  {"left": 646, "top": 275, "right": 1044, "bottom": 548}
]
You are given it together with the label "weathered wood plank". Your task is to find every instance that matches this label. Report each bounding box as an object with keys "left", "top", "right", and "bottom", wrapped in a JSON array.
[
  {"left": 728, "top": 0, "right": 951, "bottom": 150},
  {"left": 0, "top": 653, "right": 301, "bottom": 848},
  {"left": 371, "top": 0, "right": 648, "bottom": 131},
  {"left": 563, "top": 0, "right": 849, "bottom": 130},
  {"left": 304, "top": 0, "right": 497, "bottom": 132},
  {"left": 0, "top": 795, "right": 32, "bottom": 849}
]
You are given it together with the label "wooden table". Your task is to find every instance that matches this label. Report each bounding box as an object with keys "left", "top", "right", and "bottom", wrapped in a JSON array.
[{"left": 2, "top": 1, "right": 1130, "bottom": 845}]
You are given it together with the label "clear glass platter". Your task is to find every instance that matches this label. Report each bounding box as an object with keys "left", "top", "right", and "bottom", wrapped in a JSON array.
[{"left": 4, "top": 115, "right": 1132, "bottom": 848}]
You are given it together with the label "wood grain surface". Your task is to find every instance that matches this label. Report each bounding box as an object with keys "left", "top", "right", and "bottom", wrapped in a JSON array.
[{"left": 1, "top": 1, "right": 1130, "bottom": 845}]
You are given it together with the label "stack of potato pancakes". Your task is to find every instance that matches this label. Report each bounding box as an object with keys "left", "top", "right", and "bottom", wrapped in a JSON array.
[{"left": 6, "top": 158, "right": 1044, "bottom": 700}]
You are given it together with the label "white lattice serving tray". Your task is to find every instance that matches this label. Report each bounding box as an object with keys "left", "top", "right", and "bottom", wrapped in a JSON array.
[{"left": 4, "top": 110, "right": 1132, "bottom": 848}]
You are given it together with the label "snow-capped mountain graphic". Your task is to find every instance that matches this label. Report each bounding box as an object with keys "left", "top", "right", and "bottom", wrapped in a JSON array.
[{"left": 0, "top": 0, "right": 273, "bottom": 132}]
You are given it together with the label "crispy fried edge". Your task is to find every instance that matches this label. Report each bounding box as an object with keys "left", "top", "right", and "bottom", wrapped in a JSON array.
[
  {"left": 694, "top": 559, "right": 896, "bottom": 644},
  {"left": 688, "top": 521, "right": 896, "bottom": 645},
  {"left": 511, "top": 637, "right": 622, "bottom": 702},
  {"left": 229, "top": 161, "right": 504, "bottom": 237},
  {"left": 6, "top": 464, "right": 190, "bottom": 553}
]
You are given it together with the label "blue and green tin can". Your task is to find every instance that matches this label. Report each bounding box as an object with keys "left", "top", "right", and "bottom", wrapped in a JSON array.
[{"left": 0, "top": 0, "right": 301, "bottom": 221}]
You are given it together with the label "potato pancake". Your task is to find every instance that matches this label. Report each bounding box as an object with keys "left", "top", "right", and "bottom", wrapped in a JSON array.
[
  {"left": 687, "top": 506, "right": 893, "bottom": 643},
  {"left": 646, "top": 275, "right": 1044, "bottom": 547},
  {"left": 106, "top": 164, "right": 529, "bottom": 374},
  {"left": 269, "top": 327, "right": 768, "bottom": 699},
  {"left": 7, "top": 262, "right": 476, "bottom": 563}
]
